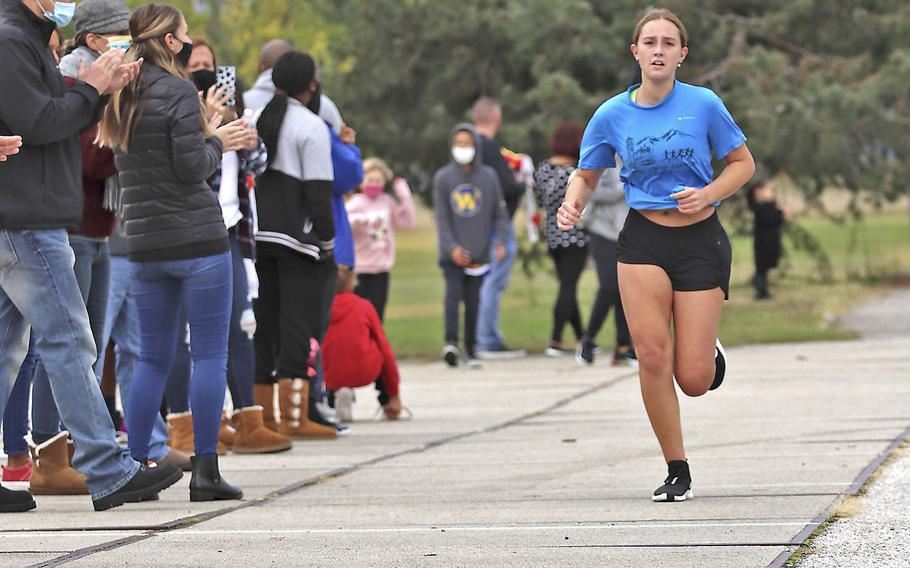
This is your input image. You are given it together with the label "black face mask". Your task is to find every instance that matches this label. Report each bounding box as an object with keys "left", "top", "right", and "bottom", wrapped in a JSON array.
[
  {"left": 306, "top": 81, "right": 321, "bottom": 115},
  {"left": 191, "top": 69, "right": 217, "bottom": 94},
  {"left": 176, "top": 39, "right": 193, "bottom": 68}
]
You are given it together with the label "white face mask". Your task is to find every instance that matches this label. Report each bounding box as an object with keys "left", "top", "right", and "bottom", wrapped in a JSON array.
[{"left": 452, "top": 146, "right": 475, "bottom": 165}]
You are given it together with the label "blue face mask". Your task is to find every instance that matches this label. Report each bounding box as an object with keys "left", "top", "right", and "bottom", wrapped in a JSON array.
[
  {"left": 107, "top": 36, "right": 133, "bottom": 51},
  {"left": 42, "top": 1, "right": 76, "bottom": 28}
]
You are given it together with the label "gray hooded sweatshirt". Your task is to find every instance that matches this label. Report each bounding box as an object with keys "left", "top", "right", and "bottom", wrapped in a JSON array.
[
  {"left": 581, "top": 156, "right": 629, "bottom": 241},
  {"left": 433, "top": 123, "right": 509, "bottom": 265}
]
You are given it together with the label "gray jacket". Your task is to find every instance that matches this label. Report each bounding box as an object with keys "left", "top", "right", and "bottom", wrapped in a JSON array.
[
  {"left": 58, "top": 46, "right": 98, "bottom": 79},
  {"left": 433, "top": 123, "right": 509, "bottom": 265},
  {"left": 582, "top": 162, "right": 628, "bottom": 241}
]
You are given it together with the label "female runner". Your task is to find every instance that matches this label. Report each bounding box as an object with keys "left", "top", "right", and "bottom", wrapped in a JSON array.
[{"left": 558, "top": 8, "right": 755, "bottom": 502}]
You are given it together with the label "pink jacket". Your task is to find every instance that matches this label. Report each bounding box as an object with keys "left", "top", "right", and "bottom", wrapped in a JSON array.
[{"left": 346, "top": 178, "right": 416, "bottom": 274}]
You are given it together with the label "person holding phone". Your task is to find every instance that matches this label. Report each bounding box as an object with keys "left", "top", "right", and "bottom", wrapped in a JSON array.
[
  {"left": 99, "top": 3, "right": 253, "bottom": 502},
  {"left": 557, "top": 8, "right": 754, "bottom": 502},
  {"left": 187, "top": 39, "right": 294, "bottom": 454}
]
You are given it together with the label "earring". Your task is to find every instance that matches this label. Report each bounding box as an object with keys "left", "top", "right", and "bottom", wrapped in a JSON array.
[{"left": 677, "top": 62, "right": 682, "bottom": 68}]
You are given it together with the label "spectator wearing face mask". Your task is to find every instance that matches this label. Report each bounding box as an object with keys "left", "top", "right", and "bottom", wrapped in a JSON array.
[
  {"left": 99, "top": 3, "right": 254, "bottom": 502},
  {"left": 433, "top": 124, "right": 509, "bottom": 369},
  {"left": 253, "top": 50, "right": 342, "bottom": 440},
  {"left": 25, "top": 0, "right": 193, "bottom": 497},
  {"left": 187, "top": 40, "right": 294, "bottom": 455},
  {"left": 0, "top": 0, "right": 179, "bottom": 513},
  {"left": 346, "top": 157, "right": 416, "bottom": 322},
  {"left": 244, "top": 39, "right": 344, "bottom": 133}
]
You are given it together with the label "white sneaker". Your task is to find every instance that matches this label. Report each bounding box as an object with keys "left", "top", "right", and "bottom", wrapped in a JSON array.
[
  {"left": 545, "top": 346, "right": 572, "bottom": 358},
  {"left": 334, "top": 388, "right": 355, "bottom": 423},
  {"left": 465, "top": 357, "right": 483, "bottom": 369},
  {"left": 441, "top": 344, "right": 461, "bottom": 367}
]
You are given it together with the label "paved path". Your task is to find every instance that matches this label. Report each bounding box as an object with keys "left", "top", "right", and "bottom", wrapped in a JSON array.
[{"left": 3, "top": 335, "right": 910, "bottom": 567}]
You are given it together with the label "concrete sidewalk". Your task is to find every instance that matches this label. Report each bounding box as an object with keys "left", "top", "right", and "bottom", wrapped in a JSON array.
[{"left": 3, "top": 336, "right": 910, "bottom": 567}]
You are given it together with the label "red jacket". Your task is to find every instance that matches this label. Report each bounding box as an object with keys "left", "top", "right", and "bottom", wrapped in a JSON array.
[
  {"left": 64, "top": 76, "right": 116, "bottom": 238},
  {"left": 323, "top": 292, "right": 400, "bottom": 397}
]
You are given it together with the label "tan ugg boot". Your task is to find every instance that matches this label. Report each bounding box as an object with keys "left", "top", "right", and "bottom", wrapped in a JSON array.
[
  {"left": 254, "top": 384, "right": 279, "bottom": 432},
  {"left": 218, "top": 413, "right": 236, "bottom": 450},
  {"left": 166, "top": 411, "right": 195, "bottom": 453},
  {"left": 29, "top": 431, "right": 89, "bottom": 495},
  {"left": 232, "top": 406, "right": 293, "bottom": 454},
  {"left": 168, "top": 412, "right": 227, "bottom": 455},
  {"left": 277, "top": 379, "right": 337, "bottom": 439}
]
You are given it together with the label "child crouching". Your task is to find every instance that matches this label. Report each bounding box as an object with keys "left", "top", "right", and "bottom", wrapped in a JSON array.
[{"left": 322, "top": 266, "right": 403, "bottom": 421}]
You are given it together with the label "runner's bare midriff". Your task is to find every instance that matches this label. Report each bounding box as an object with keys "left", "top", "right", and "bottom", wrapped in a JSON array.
[{"left": 638, "top": 205, "right": 715, "bottom": 227}]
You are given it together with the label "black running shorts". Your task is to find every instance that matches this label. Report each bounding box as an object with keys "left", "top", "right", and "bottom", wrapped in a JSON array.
[{"left": 617, "top": 209, "right": 732, "bottom": 299}]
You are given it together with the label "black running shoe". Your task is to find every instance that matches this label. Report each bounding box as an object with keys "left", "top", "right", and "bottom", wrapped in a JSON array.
[
  {"left": 652, "top": 460, "right": 693, "bottom": 502},
  {"left": 612, "top": 348, "right": 639, "bottom": 368},
  {"left": 576, "top": 338, "right": 595, "bottom": 365},
  {"left": 710, "top": 339, "right": 726, "bottom": 391}
]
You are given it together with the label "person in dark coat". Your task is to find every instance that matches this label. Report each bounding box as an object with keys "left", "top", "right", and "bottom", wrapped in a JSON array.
[
  {"left": 0, "top": 0, "right": 180, "bottom": 513},
  {"left": 98, "top": 3, "right": 253, "bottom": 502},
  {"left": 746, "top": 173, "right": 786, "bottom": 300}
]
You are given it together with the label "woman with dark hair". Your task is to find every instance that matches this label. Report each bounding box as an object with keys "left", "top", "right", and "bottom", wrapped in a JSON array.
[
  {"left": 99, "top": 3, "right": 252, "bottom": 501},
  {"left": 186, "top": 40, "right": 293, "bottom": 454},
  {"left": 533, "top": 122, "right": 589, "bottom": 357},
  {"left": 252, "top": 50, "right": 339, "bottom": 440}
]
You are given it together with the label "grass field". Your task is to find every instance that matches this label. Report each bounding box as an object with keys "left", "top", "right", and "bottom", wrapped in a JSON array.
[{"left": 381, "top": 206, "right": 910, "bottom": 360}]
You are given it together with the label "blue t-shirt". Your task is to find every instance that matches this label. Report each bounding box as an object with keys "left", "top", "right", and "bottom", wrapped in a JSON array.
[{"left": 579, "top": 81, "right": 746, "bottom": 210}]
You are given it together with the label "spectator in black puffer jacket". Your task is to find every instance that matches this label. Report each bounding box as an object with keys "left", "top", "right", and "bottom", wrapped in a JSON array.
[{"left": 98, "top": 3, "right": 254, "bottom": 503}]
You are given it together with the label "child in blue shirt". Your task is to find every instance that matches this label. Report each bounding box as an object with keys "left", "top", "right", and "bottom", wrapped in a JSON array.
[{"left": 557, "top": 8, "right": 755, "bottom": 504}]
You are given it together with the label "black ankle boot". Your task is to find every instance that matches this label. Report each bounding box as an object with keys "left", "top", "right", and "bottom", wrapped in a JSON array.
[{"left": 189, "top": 455, "right": 242, "bottom": 502}]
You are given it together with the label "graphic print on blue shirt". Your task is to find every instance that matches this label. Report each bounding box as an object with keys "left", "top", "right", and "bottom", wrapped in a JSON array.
[
  {"left": 625, "top": 129, "right": 698, "bottom": 173},
  {"left": 450, "top": 184, "right": 483, "bottom": 218},
  {"left": 579, "top": 81, "right": 746, "bottom": 211}
]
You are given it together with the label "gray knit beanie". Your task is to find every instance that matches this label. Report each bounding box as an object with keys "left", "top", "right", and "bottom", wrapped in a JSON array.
[{"left": 74, "top": 0, "right": 130, "bottom": 37}]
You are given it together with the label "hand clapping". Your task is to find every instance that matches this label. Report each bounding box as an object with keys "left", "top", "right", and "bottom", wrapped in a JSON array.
[
  {"left": 0, "top": 135, "right": 22, "bottom": 162},
  {"left": 79, "top": 48, "right": 143, "bottom": 95}
]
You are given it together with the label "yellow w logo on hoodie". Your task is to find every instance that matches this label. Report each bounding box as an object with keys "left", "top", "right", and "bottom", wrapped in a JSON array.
[{"left": 450, "top": 185, "right": 482, "bottom": 218}]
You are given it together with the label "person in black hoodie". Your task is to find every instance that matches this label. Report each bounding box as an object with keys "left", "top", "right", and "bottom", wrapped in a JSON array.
[
  {"left": 252, "top": 50, "right": 340, "bottom": 440},
  {"left": 0, "top": 0, "right": 182, "bottom": 512},
  {"left": 98, "top": 3, "right": 251, "bottom": 502}
]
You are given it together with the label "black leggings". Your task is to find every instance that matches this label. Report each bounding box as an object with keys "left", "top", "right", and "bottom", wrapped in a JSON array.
[
  {"left": 354, "top": 272, "right": 390, "bottom": 322},
  {"left": 253, "top": 247, "right": 335, "bottom": 384},
  {"left": 548, "top": 246, "right": 587, "bottom": 343},
  {"left": 586, "top": 234, "right": 631, "bottom": 347}
]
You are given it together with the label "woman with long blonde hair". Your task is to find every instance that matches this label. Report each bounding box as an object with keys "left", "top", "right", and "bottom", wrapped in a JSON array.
[{"left": 99, "top": 3, "right": 253, "bottom": 502}]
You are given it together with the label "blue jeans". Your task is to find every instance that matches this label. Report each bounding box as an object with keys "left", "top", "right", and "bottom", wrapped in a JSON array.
[
  {"left": 476, "top": 225, "right": 518, "bottom": 350},
  {"left": 98, "top": 256, "right": 171, "bottom": 461},
  {"left": 163, "top": 308, "right": 191, "bottom": 414},
  {"left": 30, "top": 235, "right": 110, "bottom": 445},
  {"left": 226, "top": 233, "right": 255, "bottom": 409},
  {"left": 0, "top": 229, "right": 137, "bottom": 499},
  {"left": 127, "top": 251, "right": 231, "bottom": 459},
  {"left": 0, "top": 333, "right": 36, "bottom": 456}
]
